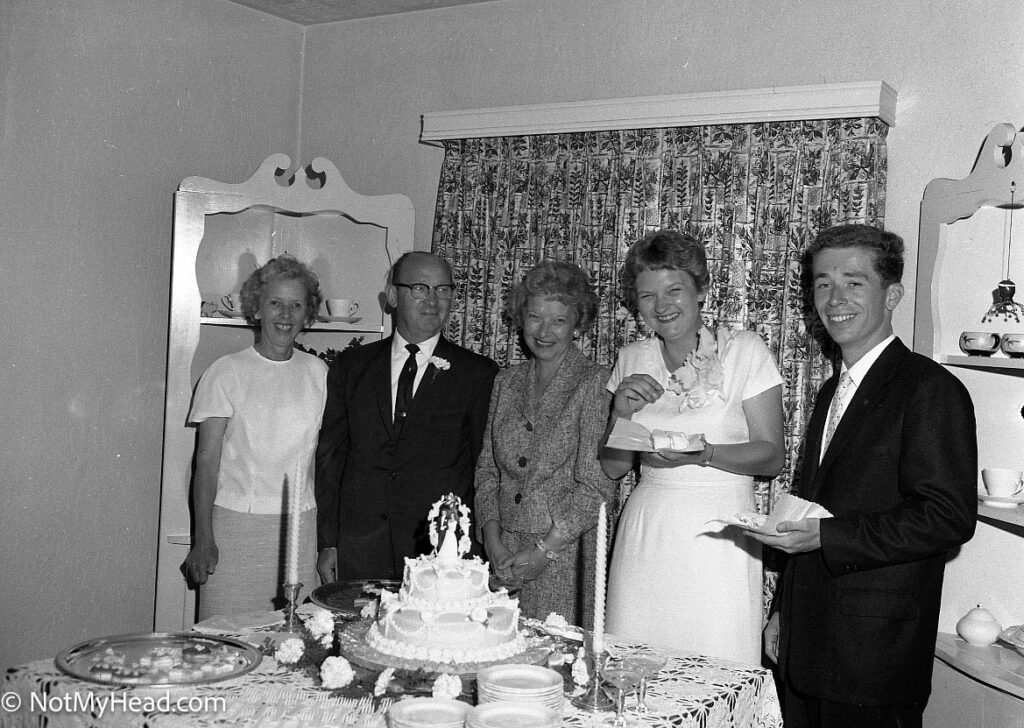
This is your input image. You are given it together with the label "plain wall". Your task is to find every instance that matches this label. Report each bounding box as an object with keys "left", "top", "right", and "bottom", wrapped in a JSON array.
[{"left": 0, "top": 0, "right": 305, "bottom": 668}]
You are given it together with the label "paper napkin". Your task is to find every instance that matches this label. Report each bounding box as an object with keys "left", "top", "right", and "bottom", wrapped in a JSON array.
[
  {"left": 707, "top": 493, "right": 833, "bottom": 535},
  {"left": 605, "top": 418, "right": 703, "bottom": 452},
  {"left": 192, "top": 610, "right": 284, "bottom": 634}
]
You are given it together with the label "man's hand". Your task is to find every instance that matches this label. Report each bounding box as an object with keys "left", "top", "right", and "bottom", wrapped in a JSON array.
[
  {"left": 763, "top": 612, "right": 780, "bottom": 664},
  {"left": 317, "top": 547, "right": 338, "bottom": 584},
  {"left": 747, "top": 518, "right": 822, "bottom": 554}
]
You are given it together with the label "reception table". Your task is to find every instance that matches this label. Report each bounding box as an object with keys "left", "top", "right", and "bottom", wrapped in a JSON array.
[{"left": 3, "top": 614, "right": 781, "bottom": 728}]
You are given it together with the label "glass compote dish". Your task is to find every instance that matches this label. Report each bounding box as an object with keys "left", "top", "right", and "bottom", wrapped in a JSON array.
[
  {"left": 622, "top": 651, "right": 667, "bottom": 715},
  {"left": 599, "top": 658, "right": 643, "bottom": 727}
]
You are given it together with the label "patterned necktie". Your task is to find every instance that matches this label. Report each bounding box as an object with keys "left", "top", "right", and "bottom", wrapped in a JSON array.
[
  {"left": 822, "top": 371, "right": 853, "bottom": 454},
  {"left": 394, "top": 343, "right": 419, "bottom": 425}
]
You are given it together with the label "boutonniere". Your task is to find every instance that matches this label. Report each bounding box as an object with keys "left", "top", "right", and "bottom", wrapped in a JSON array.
[
  {"left": 427, "top": 355, "right": 450, "bottom": 371},
  {"left": 664, "top": 325, "right": 725, "bottom": 410}
]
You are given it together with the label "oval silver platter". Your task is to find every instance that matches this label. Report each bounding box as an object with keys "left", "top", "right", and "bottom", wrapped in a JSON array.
[
  {"left": 55, "top": 631, "right": 262, "bottom": 688},
  {"left": 310, "top": 579, "right": 402, "bottom": 616}
]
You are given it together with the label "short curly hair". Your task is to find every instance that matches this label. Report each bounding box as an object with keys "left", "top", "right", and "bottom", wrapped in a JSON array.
[
  {"left": 240, "top": 254, "right": 322, "bottom": 326},
  {"left": 505, "top": 259, "right": 599, "bottom": 332},
  {"left": 620, "top": 230, "right": 710, "bottom": 316},
  {"left": 805, "top": 223, "right": 904, "bottom": 287}
]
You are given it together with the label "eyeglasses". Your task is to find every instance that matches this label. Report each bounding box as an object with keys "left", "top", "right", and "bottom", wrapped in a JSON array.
[{"left": 393, "top": 282, "right": 455, "bottom": 300}]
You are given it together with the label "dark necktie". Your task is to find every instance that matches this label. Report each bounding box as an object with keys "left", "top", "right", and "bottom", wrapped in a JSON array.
[{"left": 395, "top": 343, "right": 419, "bottom": 425}]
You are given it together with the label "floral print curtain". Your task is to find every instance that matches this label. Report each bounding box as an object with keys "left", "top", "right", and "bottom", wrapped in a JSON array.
[{"left": 431, "top": 118, "right": 888, "bottom": 605}]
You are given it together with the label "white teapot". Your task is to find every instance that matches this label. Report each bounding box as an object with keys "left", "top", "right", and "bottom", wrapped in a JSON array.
[{"left": 956, "top": 605, "right": 1002, "bottom": 646}]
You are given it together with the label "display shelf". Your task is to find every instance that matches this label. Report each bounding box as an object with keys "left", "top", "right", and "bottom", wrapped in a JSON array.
[
  {"left": 977, "top": 503, "right": 1024, "bottom": 534},
  {"left": 934, "top": 632, "right": 1024, "bottom": 700},
  {"left": 155, "top": 154, "right": 413, "bottom": 632},
  {"left": 940, "top": 355, "right": 1024, "bottom": 371},
  {"left": 914, "top": 123, "right": 1024, "bottom": 359},
  {"left": 199, "top": 316, "right": 383, "bottom": 334}
]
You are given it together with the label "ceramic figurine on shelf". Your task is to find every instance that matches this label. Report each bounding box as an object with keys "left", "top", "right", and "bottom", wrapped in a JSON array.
[
  {"left": 981, "top": 279, "right": 1024, "bottom": 323},
  {"left": 981, "top": 181, "right": 1024, "bottom": 323},
  {"left": 956, "top": 605, "right": 1002, "bottom": 646}
]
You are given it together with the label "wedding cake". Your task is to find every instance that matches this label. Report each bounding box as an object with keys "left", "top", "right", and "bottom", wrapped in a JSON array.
[{"left": 364, "top": 494, "right": 526, "bottom": 664}]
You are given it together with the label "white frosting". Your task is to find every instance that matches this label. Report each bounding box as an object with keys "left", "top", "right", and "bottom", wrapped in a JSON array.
[
  {"left": 366, "top": 550, "right": 525, "bottom": 664},
  {"left": 651, "top": 429, "right": 691, "bottom": 450}
]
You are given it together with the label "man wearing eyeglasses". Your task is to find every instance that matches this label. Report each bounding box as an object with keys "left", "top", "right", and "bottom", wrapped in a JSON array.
[{"left": 315, "top": 251, "right": 499, "bottom": 582}]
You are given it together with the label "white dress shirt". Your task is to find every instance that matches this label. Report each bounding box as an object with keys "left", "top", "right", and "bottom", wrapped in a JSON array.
[
  {"left": 390, "top": 331, "right": 440, "bottom": 418},
  {"left": 820, "top": 334, "right": 895, "bottom": 462}
]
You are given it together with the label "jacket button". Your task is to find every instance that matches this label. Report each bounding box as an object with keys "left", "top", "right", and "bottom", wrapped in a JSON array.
[
  {"left": 389, "top": 472, "right": 397, "bottom": 480},
  {"left": 514, "top": 493, "right": 522, "bottom": 504},
  {"left": 379, "top": 514, "right": 388, "bottom": 521},
  {"left": 518, "top": 456, "right": 527, "bottom": 467},
  {"left": 525, "top": 422, "right": 533, "bottom": 432}
]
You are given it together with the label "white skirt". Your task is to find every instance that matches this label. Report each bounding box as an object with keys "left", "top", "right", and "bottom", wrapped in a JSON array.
[{"left": 605, "top": 469, "right": 763, "bottom": 665}]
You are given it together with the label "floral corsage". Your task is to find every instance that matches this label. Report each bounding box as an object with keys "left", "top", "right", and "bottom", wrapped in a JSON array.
[
  {"left": 664, "top": 326, "right": 724, "bottom": 410},
  {"left": 428, "top": 355, "right": 450, "bottom": 371}
]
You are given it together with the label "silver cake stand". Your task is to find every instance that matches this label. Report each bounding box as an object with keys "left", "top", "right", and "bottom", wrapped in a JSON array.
[{"left": 336, "top": 619, "right": 553, "bottom": 676}]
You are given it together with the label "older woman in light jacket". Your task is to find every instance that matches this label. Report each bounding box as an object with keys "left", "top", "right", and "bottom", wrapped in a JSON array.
[{"left": 475, "top": 259, "right": 615, "bottom": 627}]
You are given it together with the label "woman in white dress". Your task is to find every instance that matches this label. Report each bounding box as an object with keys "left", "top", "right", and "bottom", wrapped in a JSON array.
[
  {"left": 184, "top": 255, "right": 327, "bottom": 619},
  {"left": 601, "top": 230, "right": 785, "bottom": 664}
]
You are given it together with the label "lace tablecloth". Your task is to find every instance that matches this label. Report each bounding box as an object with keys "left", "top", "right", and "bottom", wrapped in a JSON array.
[{"left": 2, "top": 636, "right": 781, "bottom": 728}]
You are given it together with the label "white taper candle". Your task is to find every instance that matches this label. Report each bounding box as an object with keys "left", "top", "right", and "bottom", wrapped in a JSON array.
[
  {"left": 592, "top": 501, "right": 607, "bottom": 654},
  {"left": 286, "top": 463, "right": 301, "bottom": 585}
]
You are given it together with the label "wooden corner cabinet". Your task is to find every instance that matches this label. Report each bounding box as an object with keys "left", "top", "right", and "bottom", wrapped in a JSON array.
[
  {"left": 914, "top": 125, "right": 1024, "bottom": 727},
  {"left": 915, "top": 123, "right": 1024, "bottom": 533},
  {"left": 154, "top": 155, "right": 414, "bottom": 630},
  {"left": 915, "top": 123, "right": 1024, "bottom": 370}
]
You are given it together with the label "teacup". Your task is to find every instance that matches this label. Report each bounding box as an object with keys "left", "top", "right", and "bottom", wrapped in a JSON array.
[
  {"left": 326, "top": 298, "right": 359, "bottom": 317},
  {"left": 982, "top": 468, "right": 1024, "bottom": 497},
  {"left": 959, "top": 331, "right": 999, "bottom": 356},
  {"left": 221, "top": 293, "right": 242, "bottom": 311},
  {"left": 1000, "top": 333, "right": 1024, "bottom": 358}
]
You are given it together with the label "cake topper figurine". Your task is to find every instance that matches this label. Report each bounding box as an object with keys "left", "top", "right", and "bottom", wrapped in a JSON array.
[{"left": 427, "top": 492, "right": 472, "bottom": 564}]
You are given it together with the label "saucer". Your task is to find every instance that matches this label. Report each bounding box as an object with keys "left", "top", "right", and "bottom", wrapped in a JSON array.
[
  {"left": 217, "top": 309, "right": 246, "bottom": 318},
  {"left": 977, "top": 492, "right": 1024, "bottom": 508},
  {"left": 317, "top": 314, "right": 362, "bottom": 324}
]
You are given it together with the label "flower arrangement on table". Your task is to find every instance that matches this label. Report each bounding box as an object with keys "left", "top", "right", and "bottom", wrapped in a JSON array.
[{"left": 259, "top": 605, "right": 468, "bottom": 700}]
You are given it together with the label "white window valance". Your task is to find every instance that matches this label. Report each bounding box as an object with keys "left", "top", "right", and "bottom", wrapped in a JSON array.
[{"left": 421, "top": 81, "right": 895, "bottom": 142}]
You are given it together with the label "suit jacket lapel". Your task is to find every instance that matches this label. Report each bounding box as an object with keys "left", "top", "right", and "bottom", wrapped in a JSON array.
[
  {"left": 814, "top": 339, "right": 906, "bottom": 482},
  {"left": 803, "top": 377, "right": 833, "bottom": 499},
  {"left": 402, "top": 336, "right": 453, "bottom": 424},
  {"left": 530, "top": 346, "right": 588, "bottom": 425},
  {"left": 374, "top": 336, "right": 397, "bottom": 436}
]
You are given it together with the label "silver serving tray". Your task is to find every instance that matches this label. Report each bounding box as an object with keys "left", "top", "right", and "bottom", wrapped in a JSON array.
[
  {"left": 55, "top": 631, "right": 261, "bottom": 688},
  {"left": 310, "top": 579, "right": 402, "bottom": 616}
]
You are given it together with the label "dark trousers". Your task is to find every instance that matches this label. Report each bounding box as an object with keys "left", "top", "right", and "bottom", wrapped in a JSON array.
[{"left": 783, "top": 681, "right": 924, "bottom": 728}]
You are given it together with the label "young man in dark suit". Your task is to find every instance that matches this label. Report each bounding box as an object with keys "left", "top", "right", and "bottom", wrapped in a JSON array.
[
  {"left": 751, "top": 224, "right": 977, "bottom": 728},
  {"left": 315, "top": 251, "right": 499, "bottom": 581}
]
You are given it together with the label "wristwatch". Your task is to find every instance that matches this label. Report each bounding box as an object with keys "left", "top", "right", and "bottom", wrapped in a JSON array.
[
  {"left": 698, "top": 442, "right": 715, "bottom": 467},
  {"left": 535, "top": 538, "right": 558, "bottom": 561}
]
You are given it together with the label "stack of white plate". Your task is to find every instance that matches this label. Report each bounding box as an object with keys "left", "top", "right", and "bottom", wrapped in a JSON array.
[
  {"left": 476, "top": 664, "right": 564, "bottom": 712},
  {"left": 465, "top": 701, "right": 561, "bottom": 728},
  {"left": 387, "top": 697, "right": 471, "bottom": 728}
]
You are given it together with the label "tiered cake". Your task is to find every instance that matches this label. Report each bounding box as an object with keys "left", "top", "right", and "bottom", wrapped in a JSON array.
[{"left": 364, "top": 494, "right": 526, "bottom": 664}]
